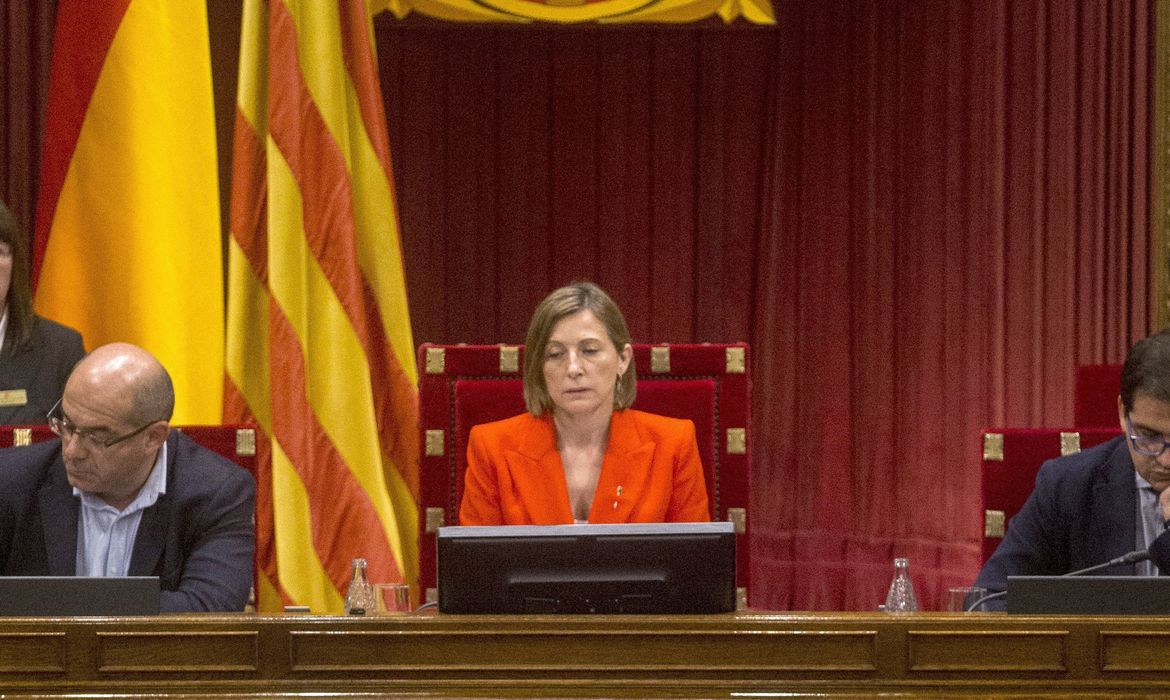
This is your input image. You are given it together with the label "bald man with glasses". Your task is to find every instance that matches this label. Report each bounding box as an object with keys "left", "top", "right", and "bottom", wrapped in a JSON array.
[
  {"left": 975, "top": 329, "right": 1170, "bottom": 608},
  {"left": 0, "top": 343, "right": 254, "bottom": 612}
]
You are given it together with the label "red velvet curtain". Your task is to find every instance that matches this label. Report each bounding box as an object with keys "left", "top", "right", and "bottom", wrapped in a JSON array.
[
  {"left": 376, "top": 25, "right": 775, "bottom": 346},
  {"left": 2, "top": 1, "right": 1156, "bottom": 611},
  {"left": 377, "top": 1, "right": 1154, "bottom": 610},
  {"left": 0, "top": 1, "right": 56, "bottom": 234},
  {"left": 752, "top": 0, "right": 1152, "bottom": 610}
]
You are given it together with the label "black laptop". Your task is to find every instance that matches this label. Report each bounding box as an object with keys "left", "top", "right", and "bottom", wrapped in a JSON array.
[
  {"left": 1007, "top": 575, "right": 1170, "bottom": 614},
  {"left": 0, "top": 576, "right": 160, "bottom": 616}
]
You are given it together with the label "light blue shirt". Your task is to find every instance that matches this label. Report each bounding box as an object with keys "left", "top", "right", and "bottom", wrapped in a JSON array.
[
  {"left": 1135, "top": 471, "right": 1162, "bottom": 577},
  {"left": 74, "top": 443, "right": 168, "bottom": 577}
]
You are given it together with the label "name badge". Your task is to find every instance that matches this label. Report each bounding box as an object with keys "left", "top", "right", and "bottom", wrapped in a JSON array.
[{"left": 0, "top": 389, "right": 28, "bottom": 407}]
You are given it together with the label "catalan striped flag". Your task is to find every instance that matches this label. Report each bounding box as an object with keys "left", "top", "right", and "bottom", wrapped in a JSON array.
[
  {"left": 226, "top": 0, "right": 419, "bottom": 612},
  {"left": 33, "top": 0, "right": 224, "bottom": 424}
]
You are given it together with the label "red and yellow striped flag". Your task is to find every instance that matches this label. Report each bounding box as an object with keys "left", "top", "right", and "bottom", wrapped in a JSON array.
[
  {"left": 226, "top": 0, "right": 419, "bottom": 612},
  {"left": 33, "top": 0, "right": 224, "bottom": 424}
]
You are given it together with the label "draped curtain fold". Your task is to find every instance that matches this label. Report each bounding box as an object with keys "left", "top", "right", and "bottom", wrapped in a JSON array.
[
  {"left": 753, "top": 0, "right": 1152, "bottom": 610},
  {"left": 379, "top": 1, "right": 1153, "bottom": 610},
  {"left": 2, "top": 1, "right": 1156, "bottom": 611},
  {"left": 0, "top": 2, "right": 56, "bottom": 234}
]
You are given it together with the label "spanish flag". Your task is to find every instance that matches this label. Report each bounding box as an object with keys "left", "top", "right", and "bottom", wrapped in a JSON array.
[
  {"left": 226, "top": 0, "right": 420, "bottom": 612},
  {"left": 33, "top": 0, "right": 224, "bottom": 424}
]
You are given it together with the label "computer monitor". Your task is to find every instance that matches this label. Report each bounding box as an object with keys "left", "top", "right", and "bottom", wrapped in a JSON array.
[
  {"left": 0, "top": 576, "right": 160, "bottom": 616},
  {"left": 1007, "top": 575, "right": 1170, "bottom": 614},
  {"left": 437, "top": 522, "right": 736, "bottom": 614}
]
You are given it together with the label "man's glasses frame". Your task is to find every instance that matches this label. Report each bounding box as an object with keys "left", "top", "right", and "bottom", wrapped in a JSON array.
[
  {"left": 47, "top": 399, "right": 158, "bottom": 450},
  {"left": 1124, "top": 415, "right": 1170, "bottom": 458}
]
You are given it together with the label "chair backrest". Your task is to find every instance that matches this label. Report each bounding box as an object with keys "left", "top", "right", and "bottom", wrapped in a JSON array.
[
  {"left": 0, "top": 424, "right": 259, "bottom": 606},
  {"left": 1074, "top": 364, "right": 1122, "bottom": 428},
  {"left": 980, "top": 427, "right": 1120, "bottom": 563},
  {"left": 417, "top": 342, "right": 752, "bottom": 603}
]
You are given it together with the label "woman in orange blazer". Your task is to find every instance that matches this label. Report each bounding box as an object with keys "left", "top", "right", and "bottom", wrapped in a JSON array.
[{"left": 459, "top": 282, "right": 710, "bottom": 525}]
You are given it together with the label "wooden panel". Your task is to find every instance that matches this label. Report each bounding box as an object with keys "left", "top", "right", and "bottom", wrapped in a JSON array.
[
  {"left": 0, "top": 613, "right": 1166, "bottom": 697},
  {"left": 291, "top": 628, "right": 875, "bottom": 672},
  {"left": 95, "top": 631, "right": 259, "bottom": 673},
  {"left": 0, "top": 633, "right": 66, "bottom": 673},
  {"left": 1101, "top": 631, "right": 1170, "bottom": 672},
  {"left": 907, "top": 630, "right": 1067, "bottom": 672}
]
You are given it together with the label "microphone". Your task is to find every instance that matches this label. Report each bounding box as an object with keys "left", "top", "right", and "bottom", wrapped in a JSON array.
[
  {"left": 965, "top": 549, "right": 1152, "bottom": 612},
  {"left": 1062, "top": 549, "right": 1150, "bottom": 578}
]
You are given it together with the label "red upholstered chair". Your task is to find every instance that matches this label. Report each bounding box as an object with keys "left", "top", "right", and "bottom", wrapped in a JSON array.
[
  {"left": 0, "top": 424, "right": 258, "bottom": 468},
  {"left": 417, "top": 343, "right": 752, "bottom": 605},
  {"left": 980, "top": 427, "right": 1120, "bottom": 563},
  {"left": 0, "top": 424, "right": 260, "bottom": 605},
  {"left": 1074, "top": 364, "right": 1123, "bottom": 428}
]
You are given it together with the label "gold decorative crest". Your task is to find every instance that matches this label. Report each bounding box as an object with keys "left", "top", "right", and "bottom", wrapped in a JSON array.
[{"left": 377, "top": 0, "right": 774, "bottom": 24}]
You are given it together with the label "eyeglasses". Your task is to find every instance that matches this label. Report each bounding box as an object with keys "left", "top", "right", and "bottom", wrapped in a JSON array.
[
  {"left": 47, "top": 399, "right": 157, "bottom": 450},
  {"left": 1124, "top": 416, "right": 1170, "bottom": 458}
]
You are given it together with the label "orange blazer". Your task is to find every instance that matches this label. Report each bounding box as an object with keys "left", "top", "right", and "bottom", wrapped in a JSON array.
[{"left": 459, "top": 409, "right": 710, "bottom": 525}]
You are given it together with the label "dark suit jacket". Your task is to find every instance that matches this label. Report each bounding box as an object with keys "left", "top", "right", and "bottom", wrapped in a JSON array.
[
  {"left": 975, "top": 436, "right": 1170, "bottom": 607},
  {"left": 0, "top": 430, "right": 255, "bottom": 612},
  {"left": 0, "top": 316, "right": 85, "bottom": 424},
  {"left": 460, "top": 409, "right": 710, "bottom": 525}
]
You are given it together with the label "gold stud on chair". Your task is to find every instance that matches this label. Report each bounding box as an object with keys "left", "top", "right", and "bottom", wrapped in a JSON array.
[
  {"left": 727, "top": 507, "right": 746, "bottom": 535},
  {"left": 1060, "top": 432, "right": 1082, "bottom": 456},
  {"left": 425, "top": 507, "right": 445, "bottom": 534},
  {"left": 236, "top": 428, "right": 256, "bottom": 457},
  {"left": 425, "top": 430, "right": 445, "bottom": 456},
  {"left": 725, "top": 347, "right": 746, "bottom": 374},
  {"left": 499, "top": 346, "right": 519, "bottom": 374},
  {"left": 984, "top": 509, "right": 1005, "bottom": 538},
  {"left": 983, "top": 433, "right": 1004, "bottom": 461},
  {"left": 425, "top": 347, "right": 446, "bottom": 374},
  {"left": 726, "top": 428, "right": 746, "bottom": 454},
  {"left": 651, "top": 346, "right": 670, "bottom": 373}
]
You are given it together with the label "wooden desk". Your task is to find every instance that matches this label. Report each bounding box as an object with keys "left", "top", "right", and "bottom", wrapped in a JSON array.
[{"left": 0, "top": 612, "right": 1168, "bottom": 697}]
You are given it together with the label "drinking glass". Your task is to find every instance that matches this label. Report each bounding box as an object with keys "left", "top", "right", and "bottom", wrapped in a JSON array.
[
  {"left": 946, "top": 586, "right": 989, "bottom": 612},
  {"left": 374, "top": 583, "right": 411, "bottom": 615}
]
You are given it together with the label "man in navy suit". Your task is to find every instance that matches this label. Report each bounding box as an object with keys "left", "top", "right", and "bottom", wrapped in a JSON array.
[
  {"left": 0, "top": 343, "right": 254, "bottom": 612},
  {"left": 976, "top": 330, "right": 1170, "bottom": 605}
]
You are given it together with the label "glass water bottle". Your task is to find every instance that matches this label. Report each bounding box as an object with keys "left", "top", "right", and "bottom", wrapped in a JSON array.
[
  {"left": 884, "top": 557, "right": 919, "bottom": 613},
  {"left": 345, "top": 557, "right": 374, "bottom": 615}
]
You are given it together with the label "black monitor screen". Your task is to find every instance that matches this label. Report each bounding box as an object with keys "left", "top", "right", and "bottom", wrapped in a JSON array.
[
  {"left": 1007, "top": 575, "right": 1170, "bottom": 614},
  {"left": 437, "top": 522, "right": 736, "bottom": 614},
  {"left": 0, "top": 576, "right": 160, "bottom": 616}
]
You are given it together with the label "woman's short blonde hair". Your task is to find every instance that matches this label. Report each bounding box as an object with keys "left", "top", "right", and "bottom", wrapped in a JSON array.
[{"left": 523, "top": 282, "right": 636, "bottom": 416}]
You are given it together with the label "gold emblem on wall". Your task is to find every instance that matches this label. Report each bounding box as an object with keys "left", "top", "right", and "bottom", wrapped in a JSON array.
[{"left": 374, "top": 0, "right": 774, "bottom": 24}]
